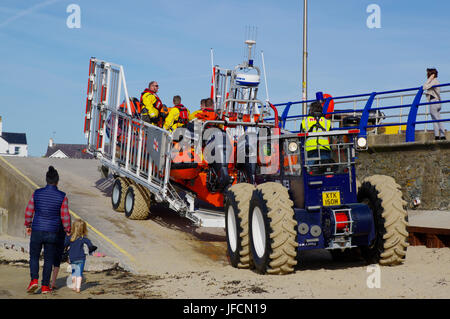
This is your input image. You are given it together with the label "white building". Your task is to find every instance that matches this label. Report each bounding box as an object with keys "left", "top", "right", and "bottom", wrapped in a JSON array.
[{"left": 0, "top": 116, "right": 28, "bottom": 157}]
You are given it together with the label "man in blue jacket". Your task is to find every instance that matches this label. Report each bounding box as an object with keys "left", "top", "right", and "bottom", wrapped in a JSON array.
[{"left": 24, "top": 166, "right": 71, "bottom": 294}]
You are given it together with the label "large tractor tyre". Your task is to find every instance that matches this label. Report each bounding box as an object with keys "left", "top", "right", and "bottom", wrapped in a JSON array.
[
  {"left": 225, "top": 183, "right": 255, "bottom": 269},
  {"left": 357, "top": 175, "right": 409, "bottom": 266},
  {"left": 249, "top": 182, "right": 298, "bottom": 275},
  {"left": 111, "top": 177, "right": 130, "bottom": 212},
  {"left": 124, "top": 184, "right": 151, "bottom": 220}
]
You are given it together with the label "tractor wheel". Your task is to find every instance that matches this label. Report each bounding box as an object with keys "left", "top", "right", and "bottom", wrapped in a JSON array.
[
  {"left": 124, "top": 184, "right": 151, "bottom": 220},
  {"left": 249, "top": 182, "right": 298, "bottom": 275},
  {"left": 111, "top": 177, "right": 130, "bottom": 212},
  {"left": 225, "top": 183, "right": 255, "bottom": 269},
  {"left": 356, "top": 178, "right": 361, "bottom": 191},
  {"left": 357, "top": 175, "right": 409, "bottom": 266}
]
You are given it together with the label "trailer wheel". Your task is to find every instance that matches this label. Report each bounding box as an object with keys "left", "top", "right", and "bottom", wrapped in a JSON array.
[
  {"left": 124, "top": 184, "right": 151, "bottom": 220},
  {"left": 111, "top": 177, "right": 130, "bottom": 212},
  {"left": 225, "top": 183, "right": 255, "bottom": 269},
  {"left": 249, "top": 182, "right": 298, "bottom": 275},
  {"left": 357, "top": 175, "right": 409, "bottom": 266}
]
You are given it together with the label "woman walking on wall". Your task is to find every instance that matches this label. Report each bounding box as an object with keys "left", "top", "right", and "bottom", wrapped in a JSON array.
[{"left": 423, "top": 68, "right": 446, "bottom": 140}]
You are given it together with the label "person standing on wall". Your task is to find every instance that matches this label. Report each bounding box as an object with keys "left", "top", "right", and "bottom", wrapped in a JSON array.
[
  {"left": 24, "top": 166, "right": 71, "bottom": 294},
  {"left": 423, "top": 68, "right": 446, "bottom": 140}
]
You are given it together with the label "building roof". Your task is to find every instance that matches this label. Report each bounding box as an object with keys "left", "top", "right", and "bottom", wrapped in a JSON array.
[
  {"left": 0, "top": 132, "right": 27, "bottom": 145},
  {"left": 45, "top": 144, "right": 93, "bottom": 159}
]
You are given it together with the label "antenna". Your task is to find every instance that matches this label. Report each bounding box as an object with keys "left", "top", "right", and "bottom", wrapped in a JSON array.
[
  {"left": 244, "top": 26, "right": 258, "bottom": 66},
  {"left": 261, "top": 50, "right": 270, "bottom": 103},
  {"left": 210, "top": 48, "right": 215, "bottom": 101},
  {"left": 210, "top": 48, "right": 214, "bottom": 74}
]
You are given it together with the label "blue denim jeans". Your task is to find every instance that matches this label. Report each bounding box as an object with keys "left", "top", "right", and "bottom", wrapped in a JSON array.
[
  {"left": 29, "top": 230, "right": 58, "bottom": 286},
  {"left": 53, "top": 230, "right": 66, "bottom": 268},
  {"left": 71, "top": 260, "right": 86, "bottom": 277}
]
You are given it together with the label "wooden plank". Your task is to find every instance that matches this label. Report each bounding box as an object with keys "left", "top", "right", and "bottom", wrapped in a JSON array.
[
  {"left": 407, "top": 226, "right": 450, "bottom": 248},
  {"left": 407, "top": 226, "right": 450, "bottom": 235}
]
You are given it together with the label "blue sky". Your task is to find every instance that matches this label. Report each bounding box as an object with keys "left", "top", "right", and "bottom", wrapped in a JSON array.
[{"left": 1, "top": 0, "right": 449, "bottom": 156}]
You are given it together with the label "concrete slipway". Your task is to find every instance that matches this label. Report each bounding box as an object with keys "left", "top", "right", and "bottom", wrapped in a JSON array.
[
  {"left": 0, "top": 156, "right": 449, "bottom": 275},
  {"left": 0, "top": 157, "right": 229, "bottom": 275}
]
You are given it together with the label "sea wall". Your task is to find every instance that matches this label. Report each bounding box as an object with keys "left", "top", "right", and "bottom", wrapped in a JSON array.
[
  {"left": 0, "top": 158, "right": 34, "bottom": 237},
  {"left": 356, "top": 137, "right": 449, "bottom": 210}
]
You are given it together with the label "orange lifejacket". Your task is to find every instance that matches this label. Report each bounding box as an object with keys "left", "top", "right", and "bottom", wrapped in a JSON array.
[
  {"left": 118, "top": 98, "right": 141, "bottom": 118},
  {"left": 195, "top": 108, "right": 217, "bottom": 121}
]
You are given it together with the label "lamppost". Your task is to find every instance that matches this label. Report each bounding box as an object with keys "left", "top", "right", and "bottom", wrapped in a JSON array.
[{"left": 302, "top": 0, "right": 308, "bottom": 116}]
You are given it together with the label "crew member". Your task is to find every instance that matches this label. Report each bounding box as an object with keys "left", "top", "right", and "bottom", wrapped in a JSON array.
[
  {"left": 189, "top": 98, "right": 217, "bottom": 122},
  {"left": 188, "top": 98, "right": 207, "bottom": 121},
  {"left": 140, "top": 81, "right": 167, "bottom": 126},
  {"left": 301, "top": 101, "right": 332, "bottom": 163},
  {"left": 163, "top": 95, "right": 190, "bottom": 132}
]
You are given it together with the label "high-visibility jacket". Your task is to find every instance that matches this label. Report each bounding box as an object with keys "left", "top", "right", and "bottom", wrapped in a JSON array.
[
  {"left": 301, "top": 116, "right": 331, "bottom": 152},
  {"left": 140, "top": 89, "right": 162, "bottom": 121},
  {"left": 163, "top": 104, "right": 190, "bottom": 132}
]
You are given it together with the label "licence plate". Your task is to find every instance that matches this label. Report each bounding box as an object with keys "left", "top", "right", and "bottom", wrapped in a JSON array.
[{"left": 322, "top": 191, "right": 341, "bottom": 206}]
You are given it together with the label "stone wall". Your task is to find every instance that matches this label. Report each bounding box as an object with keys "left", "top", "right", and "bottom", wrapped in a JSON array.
[
  {"left": 356, "top": 141, "right": 449, "bottom": 210},
  {"left": 0, "top": 158, "right": 34, "bottom": 237}
]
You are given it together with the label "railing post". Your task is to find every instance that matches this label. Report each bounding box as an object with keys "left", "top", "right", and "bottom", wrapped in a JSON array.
[
  {"left": 358, "top": 92, "right": 377, "bottom": 138},
  {"left": 281, "top": 102, "right": 292, "bottom": 129},
  {"left": 322, "top": 97, "right": 331, "bottom": 118},
  {"left": 406, "top": 88, "right": 424, "bottom": 142}
]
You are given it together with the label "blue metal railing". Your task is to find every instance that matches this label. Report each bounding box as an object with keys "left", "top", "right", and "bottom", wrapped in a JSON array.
[{"left": 265, "top": 83, "right": 450, "bottom": 142}]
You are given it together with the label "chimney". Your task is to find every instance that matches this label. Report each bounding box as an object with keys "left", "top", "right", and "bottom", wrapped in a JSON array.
[
  {"left": 49, "top": 138, "right": 54, "bottom": 147},
  {"left": 0, "top": 116, "right": 2, "bottom": 136}
]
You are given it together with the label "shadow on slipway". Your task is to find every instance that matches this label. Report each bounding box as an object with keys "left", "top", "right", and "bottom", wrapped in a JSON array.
[
  {"left": 94, "top": 175, "right": 368, "bottom": 272},
  {"left": 148, "top": 202, "right": 227, "bottom": 242},
  {"left": 295, "top": 249, "right": 368, "bottom": 271},
  {"left": 95, "top": 174, "right": 226, "bottom": 242}
]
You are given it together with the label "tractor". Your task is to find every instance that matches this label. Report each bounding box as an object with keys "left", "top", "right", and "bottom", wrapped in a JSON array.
[
  {"left": 224, "top": 127, "right": 409, "bottom": 274},
  {"left": 84, "top": 40, "right": 409, "bottom": 276}
]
